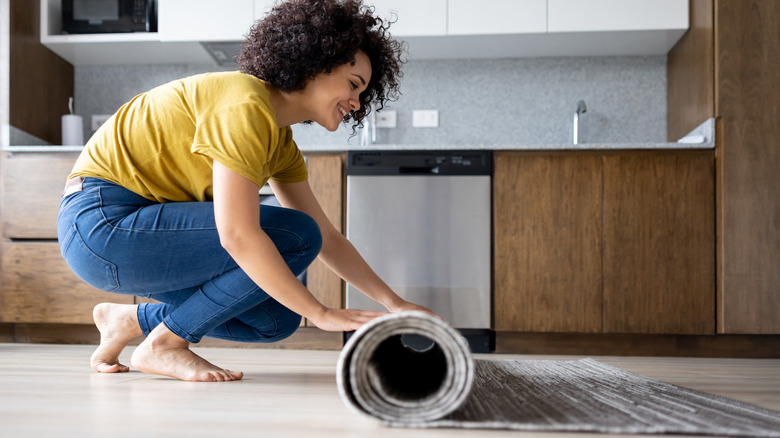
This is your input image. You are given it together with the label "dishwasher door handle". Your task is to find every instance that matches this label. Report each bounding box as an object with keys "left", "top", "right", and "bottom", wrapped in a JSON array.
[{"left": 399, "top": 166, "right": 440, "bottom": 174}]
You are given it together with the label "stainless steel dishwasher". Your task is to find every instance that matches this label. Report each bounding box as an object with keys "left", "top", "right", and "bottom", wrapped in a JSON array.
[{"left": 345, "top": 150, "right": 493, "bottom": 352}]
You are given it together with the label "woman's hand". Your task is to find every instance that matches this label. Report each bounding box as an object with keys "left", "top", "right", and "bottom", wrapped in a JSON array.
[
  {"left": 387, "top": 300, "right": 443, "bottom": 320},
  {"left": 308, "top": 308, "right": 387, "bottom": 332}
]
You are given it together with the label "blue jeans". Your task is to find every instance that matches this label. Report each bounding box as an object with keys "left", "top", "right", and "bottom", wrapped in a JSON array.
[{"left": 57, "top": 177, "right": 321, "bottom": 344}]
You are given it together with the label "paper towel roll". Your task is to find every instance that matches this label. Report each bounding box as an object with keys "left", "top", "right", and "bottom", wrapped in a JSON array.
[{"left": 61, "top": 114, "right": 83, "bottom": 146}]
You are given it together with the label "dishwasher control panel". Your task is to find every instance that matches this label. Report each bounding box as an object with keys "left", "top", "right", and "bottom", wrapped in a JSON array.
[{"left": 347, "top": 150, "right": 492, "bottom": 176}]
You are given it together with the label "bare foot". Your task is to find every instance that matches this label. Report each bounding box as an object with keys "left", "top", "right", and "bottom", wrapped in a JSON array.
[
  {"left": 91, "top": 303, "right": 143, "bottom": 373},
  {"left": 131, "top": 324, "right": 243, "bottom": 382}
]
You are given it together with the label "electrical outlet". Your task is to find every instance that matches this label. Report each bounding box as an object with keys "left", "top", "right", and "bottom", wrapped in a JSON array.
[
  {"left": 412, "top": 110, "right": 438, "bottom": 128},
  {"left": 375, "top": 110, "right": 397, "bottom": 128},
  {"left": 91, "top": 114, "right": 112, "bottom": 131}
]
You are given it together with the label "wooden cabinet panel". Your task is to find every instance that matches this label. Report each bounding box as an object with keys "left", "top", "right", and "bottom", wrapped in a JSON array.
[
  {"left": 1, "top": 153, "right": 76, "bottom": 239},
  {"left": 666, "top": 0, "right": 714, "bottom": 142},
  {"left": 0, "top": 152, "right": 345, "bottom": 330},
  {"left": 603, "top": 153, "right": 715, "bottom": 334},
  {"left": 670, "top": 0, "right": 780, "bottom": 334},
  {"left": 715, "top": 0, "right": 780, "bottom": 334},
  {"left": 494, "top": 153, "right": 603, "bottom": 333},
  {"left": 10, "top": 0, "right": 74, "bottom": 144},
  {"left": 495, "top": 152, "right": 715, "bottom": 335},
  {"left": 303, "top": 154, "right": 344, "bottom": 327},
  {"left": 0, "top": 242, "right": 134, "bottom": 324}
]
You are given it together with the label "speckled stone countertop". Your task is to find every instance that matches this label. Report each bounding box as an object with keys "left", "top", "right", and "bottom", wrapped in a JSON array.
[
  {"left": 297, "top": 140, "right": 714, "bottom": 153},
  {"left": 3, "top": 141, "right": 714, "bottom": 154},
  {"left": 3, "top": 140, "right": 713, "bottom": 154},
  {"left": 4, "top": 119, "right": 715, "bottom": 154},
  {"left": 2, "top": 145, "right": 85, "bottom": 152},
  {"left": 297, "top": 118, "right": 716, "bottom": 152}
]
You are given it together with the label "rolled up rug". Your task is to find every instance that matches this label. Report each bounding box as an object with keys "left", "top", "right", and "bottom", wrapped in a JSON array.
[
  {"left": 336, "top": 311, "right": 473, "bottom": 425},
  {"left": 337, "top": 312, "right": 780, "bottom": 436}
]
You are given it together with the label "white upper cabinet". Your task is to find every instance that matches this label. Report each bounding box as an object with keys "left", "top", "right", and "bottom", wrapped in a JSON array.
[
  {"left": 548, "top": 0, "right": 688, "bottom": 32},
  {"left": 158, "top": 0, "right": 255, "bottom": 42},
  {"left": 40, "top": 0, "right": 689, "bottom": 64},
  {"left": 253, "top": 0, "right": 278, "bottom": 20},
  {"left": 448, "top": 0, "right": 547, "bottom": 35},
  {"left": 371, "top": 0, "right": 447, "bottom": 36}
]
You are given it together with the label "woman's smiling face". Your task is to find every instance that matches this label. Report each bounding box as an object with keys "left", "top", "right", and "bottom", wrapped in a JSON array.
[{"left": 302, "top": 50, "right": 372, "bottom": 132}]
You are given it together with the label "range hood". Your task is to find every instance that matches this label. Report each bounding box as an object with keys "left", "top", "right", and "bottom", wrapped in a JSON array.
[{"left": 201, "top": 42, "right": 242, "bottom": 66}]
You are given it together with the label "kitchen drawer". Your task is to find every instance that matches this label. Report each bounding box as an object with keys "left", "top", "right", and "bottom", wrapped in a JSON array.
[
  {"left": 1, "top": 153, "right": 77, "bottom": 239},
  {"left": 0, "top": 242, "right": 134, "bottom": 324}
]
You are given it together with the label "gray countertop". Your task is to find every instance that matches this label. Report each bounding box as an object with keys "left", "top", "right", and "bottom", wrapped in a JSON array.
[
  {"left": 297, "top": 118, "right": 716, "bottom": 152},
  {"left": 2, "top": 140, "right": 714, "bottom": 154},
  {"left": 3, "top": 145, "right": 85, "bottom": 153},
  {"left": 4, "top": 119, "right": 715, "bottom": 154},
  {"left": 297, "top": 140, "right": 714, "bottom": 153}
]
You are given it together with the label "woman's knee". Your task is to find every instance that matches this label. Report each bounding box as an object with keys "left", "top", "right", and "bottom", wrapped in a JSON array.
[
  {"left": 262, "top": 206, "right": 322, "bottom": 263},
  {"left": 271, "top": 310, "right": 302, "bottom": 342},
  {"left": 249, "top": 304, "right": 301, "bottom": 343},
  {"left": 291, "top": 209, "right": 322, "bottom": 256}
]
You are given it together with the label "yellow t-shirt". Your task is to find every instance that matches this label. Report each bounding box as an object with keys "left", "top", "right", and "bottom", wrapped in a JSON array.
[{"left": 69, "top": 71, "right": 308, "bottom": 203}]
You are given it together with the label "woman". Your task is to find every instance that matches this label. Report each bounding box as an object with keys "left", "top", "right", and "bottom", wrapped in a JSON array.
[{"left": 57, "top": 0, "right": 432, "bottom": 382}]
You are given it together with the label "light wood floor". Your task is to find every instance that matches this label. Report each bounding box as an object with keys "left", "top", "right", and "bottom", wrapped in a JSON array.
[{"left": 0, "top": 343, "right": 778, "bottom": 438}]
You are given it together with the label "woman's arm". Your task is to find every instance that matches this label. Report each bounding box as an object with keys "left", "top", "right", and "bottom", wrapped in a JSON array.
[
  {"left": 269, "top": 178, "right": 435, "bottom": 315},
  {"left": 212, "top": 160, "right": 385, "bottom": 331}
]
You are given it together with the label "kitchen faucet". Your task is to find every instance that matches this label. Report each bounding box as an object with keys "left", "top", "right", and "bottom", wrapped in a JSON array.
[
  {"left": 360, "top": 104, "right": 376, "bottom": 146},
  {"left": 573, "top": 100, "right": 587, "bottom": 145}
]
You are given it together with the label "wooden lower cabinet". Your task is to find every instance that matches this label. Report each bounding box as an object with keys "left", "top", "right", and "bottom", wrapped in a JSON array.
[
  {"left": 494, "top": 151, "right": 715, "bottom": 335},
  {"left": 0, "top": 242, "right": 134, "bottom": 323},
  {"left": 1, "top": 152, "right": 76, "bottom": 239},
  {"left": 494, "top": 153, "right": 603, "bottom": 333},
  {"left": 0, "top": 152, "right": 132, "bottom": 324},
  {"left": 667, "top": 0, "right": 780, "bottom": 334},
  {"left": 602, "top": 154, "right": 715, "bottom": 334},
  {"left": 0, "top": 152, "right": 345, "bottom": 334},
  {"left": 715, "top": 0, "right": 780, "bottom": 334},
  {"left": 302, "top": 153, "right": 345, "bottom": 326}
]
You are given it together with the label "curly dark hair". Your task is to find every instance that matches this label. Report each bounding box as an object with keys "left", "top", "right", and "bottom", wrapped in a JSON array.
[{"left": 238, "top": 0, "right": 405, "bottom": 132}]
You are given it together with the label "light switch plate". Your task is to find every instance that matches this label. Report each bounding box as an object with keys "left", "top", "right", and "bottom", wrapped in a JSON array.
[
  {"left": 91, "top": 114, "right": 112, "bottom": 131},
  {"left": 375, "top": 110, "right": 397, "bottom": 128},
  {"left": 412, "top": 110, "right": 439, "bottom": 128}
]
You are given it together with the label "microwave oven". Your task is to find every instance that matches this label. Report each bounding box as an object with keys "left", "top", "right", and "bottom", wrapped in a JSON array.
[{"left": 62, "top": 0, "right": 157, "bottom": 34}]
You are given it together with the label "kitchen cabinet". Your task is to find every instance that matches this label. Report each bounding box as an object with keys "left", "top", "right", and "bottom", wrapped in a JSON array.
[
  {"left": 38, "top": 0, "right": 688, "bottom": 64},
  {"left": 0, "top": 151, "right": 345, "bottom": 327},
  {"left": 301, "top": 154, "right": 345, "bottom": 326},
  {"left": 448, "top": 0, "right": 547, "bottom": 35},
  {"left": 601, "top": 153, "right": 715, "bottom": 334},
  {"left": 371, "top": 0, "right": 447, "bottom": 36},
  {"left": 1, "top": 153, "right": 73, "bottom": 239},
  {"left": 0, "top": 242, "right": 135, "bottom": 324},
  {"left": 667, "top": 0, "right": 780, "bottom": 334},
  {"left": 494, "top": 151, "right": 715, "bottom": 335},
  {"left": 157, "top": 0, "right": 277, "bottom": 42},
  {"left": 548, "top": 0, "right": 687, "bottom": 32},
  {"left": 158, "top": 0, "right": 256, "bottom": 42},
  {"left": 253, "top": 0, "right": 277, "bottom": 18},
  {"left": 10, "top": 0, "right": 73, "bottom": 145},
  {"left": 0, "top": 152, "right": 135, "bottom": 324},
  {"left": 494, "top": 154, "right": 603, "bottom": 333},
  {"left": 38, "top": 0, "right": 214, "bottom": 65}
]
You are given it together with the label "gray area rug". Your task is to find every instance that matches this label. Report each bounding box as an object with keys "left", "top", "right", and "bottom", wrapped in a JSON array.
[{"left": 337, "top": 312, "right": 780, "bottom": 436}]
